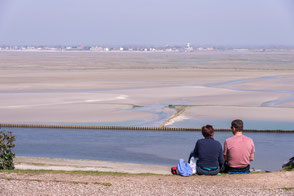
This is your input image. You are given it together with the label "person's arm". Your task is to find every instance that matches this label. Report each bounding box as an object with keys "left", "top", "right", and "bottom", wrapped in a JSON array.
[
  {"left": 250, "top": 140, "right": 255, "bottom": 161},
  {"left": 193, "top": 141, "right": 199, "bottom": 158},
  {"left": 188, "top": 151, "right": 194, "bottom": 163},
  {"left": 219, "top": 145, "right": 225, "bottom": 167},
  {"left": 223, "top": 141, "right": 228, "bottom": 161},
  {"left": 250, "top": 152, "right": 254, "bottom": 161},
  {"left": 189, "top": 141, "right": 198, "bottom": 162}
]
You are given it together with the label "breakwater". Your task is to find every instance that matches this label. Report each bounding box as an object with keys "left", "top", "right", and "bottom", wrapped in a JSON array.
[{"left": 1, "top": 123, "right": 294, "bottom": 133}]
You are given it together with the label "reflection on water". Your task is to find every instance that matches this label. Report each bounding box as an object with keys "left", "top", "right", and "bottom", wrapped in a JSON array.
[{"left": 8, "top": 127, "right": 294, "bottom": 171}]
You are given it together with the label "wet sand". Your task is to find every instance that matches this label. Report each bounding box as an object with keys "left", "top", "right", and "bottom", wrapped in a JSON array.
[
  {"left": 1, "top": 51, "right": 294, "bottom": 127},
  {"left": 14, "top": 156, "right": 171, "bottom": 174}
]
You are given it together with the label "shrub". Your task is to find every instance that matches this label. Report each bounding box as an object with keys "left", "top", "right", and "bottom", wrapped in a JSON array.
[
  {"left": 282, "top": 157, "right": 294, "bottom": 171},
  {"left": 0, "top": 130, "right": 16, "bottom": 170},
  {"left": 284, "top": 164, "right": 294, "bottom": 171}
]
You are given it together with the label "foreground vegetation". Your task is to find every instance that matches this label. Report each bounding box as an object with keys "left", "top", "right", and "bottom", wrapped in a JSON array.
[
  {"left": 0, "top": 130, "right": 15, "bottom": 170},
  {"left": 0, "top": 169, "right": 164, "bottom": 176}
]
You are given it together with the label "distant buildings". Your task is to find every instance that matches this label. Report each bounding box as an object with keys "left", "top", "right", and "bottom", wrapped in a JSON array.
[
  {"left": 0, "top": 44, "right": 293, "bottom": 53},
  {"left": 185, "top": 43, "right": 193, "bottom": 52}
]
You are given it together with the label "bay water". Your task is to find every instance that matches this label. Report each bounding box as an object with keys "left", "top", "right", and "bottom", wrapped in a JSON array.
[{"left": 7, "top": 127, "right": 294, "bottom": 171}]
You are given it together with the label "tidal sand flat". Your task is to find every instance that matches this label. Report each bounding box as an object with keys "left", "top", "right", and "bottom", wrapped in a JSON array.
[{"left": 1, "top": 51, "right": 294, "bottom": 128}]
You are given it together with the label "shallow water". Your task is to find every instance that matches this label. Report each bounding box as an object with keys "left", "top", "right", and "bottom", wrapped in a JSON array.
[
  {"left": 8, "top": 127, "right": 294, "bottom": 171},
  {"left": 205, "top": 75, "right": 284, "bottom": 88}
]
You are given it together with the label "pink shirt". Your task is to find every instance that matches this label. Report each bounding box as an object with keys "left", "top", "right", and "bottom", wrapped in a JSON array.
[{"left": 224, "top": 134, "right": 255, "bottom": 168}]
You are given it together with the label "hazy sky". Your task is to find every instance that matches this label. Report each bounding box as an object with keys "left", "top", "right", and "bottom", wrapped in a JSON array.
[{"left": 0, "top": 0, "right": 293, "bottom": 46}]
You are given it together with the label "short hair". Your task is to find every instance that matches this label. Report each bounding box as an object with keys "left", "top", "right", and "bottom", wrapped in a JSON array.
[
  {"left": 201, "top": 125, "right": 214, "bottom": 137},
  {"left": 231, "top": 119, "right": 243, "bottom": 132}
]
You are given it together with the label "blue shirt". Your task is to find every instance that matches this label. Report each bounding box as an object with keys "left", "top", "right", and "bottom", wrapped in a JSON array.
[{"left": 193, "top": 137, "right": 224, "bottom": 168}]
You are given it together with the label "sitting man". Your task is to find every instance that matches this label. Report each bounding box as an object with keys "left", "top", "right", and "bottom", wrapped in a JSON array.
[{"left": 223, "top": 119, "right": 255, "bottom": 173}]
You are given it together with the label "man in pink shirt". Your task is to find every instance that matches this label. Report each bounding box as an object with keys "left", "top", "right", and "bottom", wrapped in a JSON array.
[{"left": 223, "top": 119, "right": 255, "bottom": 173}]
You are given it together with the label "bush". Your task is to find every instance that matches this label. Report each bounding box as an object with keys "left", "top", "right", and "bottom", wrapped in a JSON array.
[
  {"left": 0, "top": 130, "right": 16, "bottom": 170},
  {"left": 284, "top": 164, "right": 294, "bottom": 171},
  {"left": 282, "top": 157, "right": 294, "bottom": 171}
]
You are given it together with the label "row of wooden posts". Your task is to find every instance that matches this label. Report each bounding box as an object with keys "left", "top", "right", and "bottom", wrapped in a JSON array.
[{"left": 0, "top": 123, "right": 294, "bottom": 133}]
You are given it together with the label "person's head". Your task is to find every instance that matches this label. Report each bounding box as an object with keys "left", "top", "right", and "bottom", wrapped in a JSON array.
[
  {"left": 231, "top": 119, "right": 243, "bottom": 134},
  {"left": 201, "top": 124, "right": 214, "bottom": 138}
]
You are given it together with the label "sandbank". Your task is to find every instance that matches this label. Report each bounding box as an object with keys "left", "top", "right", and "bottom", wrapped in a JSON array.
[
  {"left": 14, "top": 156, "right": 171, "bottom": 175},
  {"left": 1, "top": 52, "right": 294, "bottom": 127}
]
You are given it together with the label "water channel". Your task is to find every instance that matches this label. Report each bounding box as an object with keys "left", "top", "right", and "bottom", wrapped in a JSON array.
[{"left": 7, "top": 127, "right": 294, "bottom": 171}]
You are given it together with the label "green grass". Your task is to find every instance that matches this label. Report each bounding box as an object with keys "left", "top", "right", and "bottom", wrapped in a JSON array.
[
  {"left": 282, "top": 187, "right": 294, "bottom": 191},
  {"left": 0, "top": 173, "right": 112, "bottom": 186},
  {"left": 93, "top": 182, "right": 112, "bottom": 186},
  {"left": 0, "top": 169, "right": 165, "bottom": 176},
  {"left": 283, "top": 165, "right": 294, "bottom": 171},
  {"left": 0, "top": 168, "right": 270, "bottom": 176},
  {"left": 102, "top": 182, "right": 112, "bottom": 186},
  {"left": 0, "top": 168, "right": 280, "bottom": 178},
  {"left": 81, "top": 182, "right": 88, "bottom": 185}
]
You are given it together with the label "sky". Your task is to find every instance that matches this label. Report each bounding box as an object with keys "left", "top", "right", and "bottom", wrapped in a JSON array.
[{"left": 0, "top": 0, "right": 293, "bottom": 47}]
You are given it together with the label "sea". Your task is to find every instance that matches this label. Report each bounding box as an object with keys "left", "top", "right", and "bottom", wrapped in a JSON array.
[{"left": 7, "top": 127, "right": 294, "bottom": 171}]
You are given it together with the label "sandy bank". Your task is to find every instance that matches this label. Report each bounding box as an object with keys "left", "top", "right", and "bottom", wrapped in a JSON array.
[{"left": 14, "top": 156, "right": 171, "bottom": 175}]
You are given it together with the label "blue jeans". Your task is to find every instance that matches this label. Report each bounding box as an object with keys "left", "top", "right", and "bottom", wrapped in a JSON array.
[{"left": 197, "top": 166, "right": 220, "bottom": 175}]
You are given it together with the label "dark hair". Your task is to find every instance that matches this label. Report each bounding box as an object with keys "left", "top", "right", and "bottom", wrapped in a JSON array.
[
  {"left": 231, "top": 119, "right": 243, "bottom": 132},
  {"left": 201, "top": 125, "right": 214, "bottom": 137}
]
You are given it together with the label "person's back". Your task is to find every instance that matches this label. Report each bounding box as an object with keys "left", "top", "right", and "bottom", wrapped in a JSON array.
[
  {"left": 224, "top": 134, "right": 254, "bottom": 168},
  {"left": 192, "top": 125, "right": 224, "bottom": 175},
  {"left": 224, "top": 119, "right": 255, "bottom": 172},
  {"left": 195, "top": 137, "right": 223, "bottom": 168}
]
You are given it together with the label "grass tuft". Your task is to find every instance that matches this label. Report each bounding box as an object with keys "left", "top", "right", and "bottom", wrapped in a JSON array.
[
  {"left": 102, "top": 182, "right": 112, "bottom": 186},
  {"left": 0, "top": 169, "right": 165, "bottom": 176},
  {"left": 282, "top": 187, "right": 294, "bottom": 191}
]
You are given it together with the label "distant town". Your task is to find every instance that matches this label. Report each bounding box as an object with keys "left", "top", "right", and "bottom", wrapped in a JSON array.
[{"left": 0, "top": 43, "right": 293, "bottom": 52}]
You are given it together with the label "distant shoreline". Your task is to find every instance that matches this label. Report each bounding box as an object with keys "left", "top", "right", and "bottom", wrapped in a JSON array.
[{"left": 1, "top": 49, "right": 294, "bottom": 54}]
